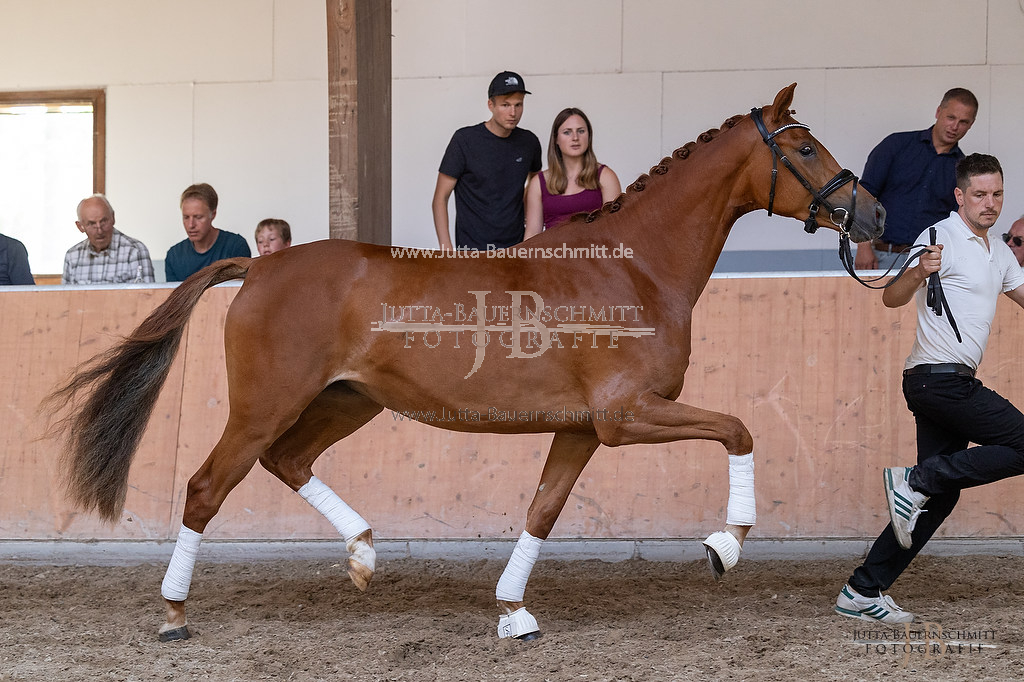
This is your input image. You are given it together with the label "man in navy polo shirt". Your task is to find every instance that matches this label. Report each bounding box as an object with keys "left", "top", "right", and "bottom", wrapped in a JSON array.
[
  {"left": 0, "top": 233, "right": 33, "bottom": 285},
  {"left": 855, "top": 88, "right": 978, "bottom": 271}
]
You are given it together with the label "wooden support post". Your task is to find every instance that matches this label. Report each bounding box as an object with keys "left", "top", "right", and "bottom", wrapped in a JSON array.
[{"left": 326, "top": 0, "right": 392, "bottom": 244}]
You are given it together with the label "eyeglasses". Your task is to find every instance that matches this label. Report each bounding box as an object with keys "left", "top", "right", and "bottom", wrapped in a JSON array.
[{"left": 1003, "top": 233, "right": 1024, "bottom": 247}]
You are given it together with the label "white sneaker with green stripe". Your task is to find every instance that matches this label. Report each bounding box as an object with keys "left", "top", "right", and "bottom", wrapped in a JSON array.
[
  {"left": 884, "top": 466, "right": 929, "bottom": 550},
  {"left": 835, "top": 583, "right": 915, "bottom": 624}
]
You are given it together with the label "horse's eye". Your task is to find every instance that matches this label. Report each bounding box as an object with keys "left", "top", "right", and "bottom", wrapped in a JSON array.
[{"left": 799, "top": 145, "right": 814, "bottom": 157}]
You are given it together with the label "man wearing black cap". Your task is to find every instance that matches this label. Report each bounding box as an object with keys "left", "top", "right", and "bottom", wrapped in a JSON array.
[{"left": 432, "top": 70, "right": 542, "bottom": 251}]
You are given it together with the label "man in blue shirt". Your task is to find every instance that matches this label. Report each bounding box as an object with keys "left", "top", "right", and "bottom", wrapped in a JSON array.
[
  {"left": 0, "top": 233, "right": 34, "bottom": 285},
  {"left": 165, "top": 183, "right": 251, "bottom": 282},
  {"left": 855, "top": 88, "right": 978, "bottom": 271}
]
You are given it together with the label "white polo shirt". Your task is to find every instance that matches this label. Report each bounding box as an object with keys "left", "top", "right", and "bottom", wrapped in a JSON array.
[{"left": 905, "top": 211, "right": 1024, "bottom": 371}]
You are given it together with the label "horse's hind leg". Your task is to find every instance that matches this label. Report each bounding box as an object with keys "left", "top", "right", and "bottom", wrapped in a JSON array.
[
  {"left": 496, "top": 431, "right": 600, "bottom": 640},
  {"left": 595, "top": 397, "right": 756, "bottom": 581},
  {"left": 158, "top": 385, "right": 382, "bottom": 641},
  {"left": 257, "top": 383, "right": 383, "bottom": 592},
  {"left": 159, "top": 410, "right": 297, "bottom": 641}
]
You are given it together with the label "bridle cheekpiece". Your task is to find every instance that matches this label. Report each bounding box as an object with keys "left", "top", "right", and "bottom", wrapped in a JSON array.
[{"left": 751, "top": 107, "right": 858, "bottom": 235}]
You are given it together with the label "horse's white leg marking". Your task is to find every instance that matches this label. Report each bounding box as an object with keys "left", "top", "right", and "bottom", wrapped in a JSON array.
[
  {"left": 496, "top": 530, "right": 543, "bottom": 639},
  {"left": 161, "top": 524, "right": 203, "bottom": 601},
  {"left": 703, "top": 453, "right": 755, "bottom": 578},
  {"left": 297, "top": 475, "right": 375, "bottom": 590}
]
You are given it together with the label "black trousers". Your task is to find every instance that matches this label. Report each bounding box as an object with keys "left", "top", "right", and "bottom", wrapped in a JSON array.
[{"left": 849, "top": 372, "right": 1024, "bottom": 596}]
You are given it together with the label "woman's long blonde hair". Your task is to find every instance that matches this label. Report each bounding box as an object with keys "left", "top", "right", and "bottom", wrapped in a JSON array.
[{"left": 546, "top": 107, "right": 600, "bottom": 195}]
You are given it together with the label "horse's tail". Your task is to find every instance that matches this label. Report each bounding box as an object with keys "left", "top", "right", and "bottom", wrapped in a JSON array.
[{"left": 43, "top": 258, "right": 252, "bottom": 522}]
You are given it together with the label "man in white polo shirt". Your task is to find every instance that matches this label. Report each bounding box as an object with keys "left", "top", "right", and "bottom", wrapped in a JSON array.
[{"left": 835, "top": 153, "right": 1024, "bottom": 624}]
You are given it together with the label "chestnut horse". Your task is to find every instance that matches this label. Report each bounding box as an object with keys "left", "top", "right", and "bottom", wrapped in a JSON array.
[{"left": 47, "top": 84, "right": 884, "bottom": 641}]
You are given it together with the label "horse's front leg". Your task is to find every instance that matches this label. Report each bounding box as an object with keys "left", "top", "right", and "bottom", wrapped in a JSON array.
[
  {"left": 595, "top": 396, "right": 755, "bottom": 580},
  {"left": 496, "top": 431, "right": 600, "bottom": 640},
  {"left": 701, "top": 451, "right": 755, "bottom": 580}
]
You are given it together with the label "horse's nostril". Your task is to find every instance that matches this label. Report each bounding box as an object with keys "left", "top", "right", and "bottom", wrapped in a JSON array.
[{"left": 875, "top": 203, "right": 887, "bottom": 226}]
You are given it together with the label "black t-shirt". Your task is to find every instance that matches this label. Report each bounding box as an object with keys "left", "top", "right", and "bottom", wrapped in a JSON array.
[{"left": 439, "top": 123, "right": 542, "bottom": 250}]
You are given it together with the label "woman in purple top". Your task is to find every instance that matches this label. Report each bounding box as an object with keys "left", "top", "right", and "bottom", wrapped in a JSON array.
[{"left": 524, "top": 107, "right": 621, "bottom": 237}]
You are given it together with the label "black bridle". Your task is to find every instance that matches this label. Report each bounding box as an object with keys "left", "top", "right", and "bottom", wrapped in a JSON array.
[
  {"left": 751, "top": 106, "right": 960, "bottom": 342},
  {"left": 751, "top": 106, "right": 858, "bottom": 236}
]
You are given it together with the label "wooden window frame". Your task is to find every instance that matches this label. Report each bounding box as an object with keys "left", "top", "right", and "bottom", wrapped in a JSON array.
[{"left": 0, "top": 88, "right": 106, "bottom": 194}]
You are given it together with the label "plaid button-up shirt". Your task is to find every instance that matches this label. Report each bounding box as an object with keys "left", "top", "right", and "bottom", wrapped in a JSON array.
[{"left": 62, "top": 229, "right": 155, "bottom": 285}]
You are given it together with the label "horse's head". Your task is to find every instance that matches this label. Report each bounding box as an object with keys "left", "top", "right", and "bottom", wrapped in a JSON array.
[{"left": 747, "top": 83, "right": 884, "bottom": 243}]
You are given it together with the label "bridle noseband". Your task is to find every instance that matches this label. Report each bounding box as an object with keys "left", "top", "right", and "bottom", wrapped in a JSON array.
[{"left": 751, "top": 107, "right": 858, "bottom": 235}]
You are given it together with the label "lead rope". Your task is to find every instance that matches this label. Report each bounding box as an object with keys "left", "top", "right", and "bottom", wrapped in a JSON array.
[
  {"left": 837, "top": 232, "right": 961, "bottom": 343},
  {"left": 925, "top": 226, "right": 962, "bottom": 343}
]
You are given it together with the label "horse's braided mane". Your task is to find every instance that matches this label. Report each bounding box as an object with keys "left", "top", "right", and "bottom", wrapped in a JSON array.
[{"left": 576, "top": 113, "right": 746, "bottom": 225}]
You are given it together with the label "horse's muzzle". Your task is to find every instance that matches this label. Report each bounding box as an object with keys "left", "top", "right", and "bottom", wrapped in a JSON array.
[{"left": 849, "top": 201, "right": 886, "bottom": 243}]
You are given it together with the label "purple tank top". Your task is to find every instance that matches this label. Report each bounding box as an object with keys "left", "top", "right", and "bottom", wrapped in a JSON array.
[{"left": 539, "top": 165, "right": 605, "bottom": 230}]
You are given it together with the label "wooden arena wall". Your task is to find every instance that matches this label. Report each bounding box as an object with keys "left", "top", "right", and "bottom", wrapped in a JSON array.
[{"left": 4, "top": 277, "right": 1024, "bottom": 542}]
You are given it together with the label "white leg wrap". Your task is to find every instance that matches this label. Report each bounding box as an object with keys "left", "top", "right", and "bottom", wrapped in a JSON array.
[
  {"left": 298, "top": 475, "right": 371, "bottom": 543},
  {"left": 726, "top": 453, "right": 756, "bottom": 525},
  {"left": 497, "top": 607, "right": 540, "bottom": 639},
  {"left": 161, "top": 524, "right": 202, "bottom": 602},
  {"left": 495, "top": 531, "right": 543, "bottom": 602}
]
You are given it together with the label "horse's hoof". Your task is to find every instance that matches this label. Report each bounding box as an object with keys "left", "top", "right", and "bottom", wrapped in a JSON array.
[
  {"left": 347, "top": 557, "right": 373, "bottom": 592},
  {"left": 346, "top": 532, "right": 375, "bottom": 592},
  {"left": 702, "top": 530, "right": 741, "bottom": 582},
  {"left": 497, "top": 606, "right": 540, "bottom": 639},
  {"left": 704, "top": 544, "right": 726, "bottom": 581},
  {"left": 157, "top": 625, "right": 191, "bottom": 642}
]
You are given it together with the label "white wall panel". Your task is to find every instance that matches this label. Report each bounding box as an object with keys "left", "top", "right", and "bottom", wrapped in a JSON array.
[
  {"left": 392, "top": 0, "right": 468, "bottom": 78},
  {"left": 104, "top": 84, "right": 196, "bottom": 266},
  {"left": 0, "top": 0, "right": 274, "bottom": 89},
  {"left": 274, "top": 0, "right": 329, "bottom": 81},
  {"left": 465, "top": 0, "right": 622, "bottom": 77},
  {"left": 989, "top": 0, "right": 1024, "bottom": 65},
  {"left": 622, "top": 0, "right": 988, "bottom": 73},
  {"left": 193, "top": 81, "right": 329, "bottom": 253},
  {"left": 392, "top": 76, "right": 486, "bottom": 248},
  {"left": 991, "top": 66, "right": 1024, "bottom": 228}
]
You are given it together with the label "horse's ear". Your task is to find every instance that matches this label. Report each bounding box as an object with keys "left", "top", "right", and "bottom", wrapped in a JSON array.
[{"left": 768, "top": 83, "right": 797, "bottom": 125}]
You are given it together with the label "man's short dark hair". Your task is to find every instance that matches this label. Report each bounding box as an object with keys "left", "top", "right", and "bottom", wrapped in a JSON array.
[
  {"left": 180, "top": 183, "right": 218, "bottom": 212},
  {"left": 941, "top": 87, "right": 979, "bottom": 112},
  {"left": 955, "top": 153, "right": 1002, "bottom": 191}
]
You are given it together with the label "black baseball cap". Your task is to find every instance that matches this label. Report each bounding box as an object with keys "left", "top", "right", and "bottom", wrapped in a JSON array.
[{"left": 488, "top": 71, "right": 531, "bottom": 98}]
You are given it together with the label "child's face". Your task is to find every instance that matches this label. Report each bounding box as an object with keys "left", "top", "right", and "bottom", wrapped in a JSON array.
[{"left": 256, "top": 228, "right": 290, "bottom": 256}]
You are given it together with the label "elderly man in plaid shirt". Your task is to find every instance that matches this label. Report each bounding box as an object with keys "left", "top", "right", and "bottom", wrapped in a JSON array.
[{"left": 62, "top": 195, "right": 155, "bottom": 285}]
